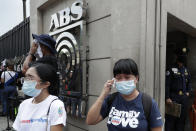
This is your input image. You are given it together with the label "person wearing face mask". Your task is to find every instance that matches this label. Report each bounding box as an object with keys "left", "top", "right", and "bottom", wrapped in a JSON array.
[
  {"left": 13, "top": 63, "right": 66, "bottom": 131},
  {"left": 86, "top": 58, "right": 163, "bottom": 131},
  {"left": 23, "top": 34, "right": 58, "bottom": 74}
]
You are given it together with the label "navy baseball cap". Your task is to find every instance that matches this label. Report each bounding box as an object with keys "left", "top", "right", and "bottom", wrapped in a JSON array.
[{"left": 32, "top": 34, "right": 57, "bottom": 54}]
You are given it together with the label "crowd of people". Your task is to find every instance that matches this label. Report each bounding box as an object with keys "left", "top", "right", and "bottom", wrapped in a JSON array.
[
  {"left": 0, "top": 33, "right": 194, "bottom": 131},
  {"left": 0, "top": 34, "right": 66, "bottom": 131}
]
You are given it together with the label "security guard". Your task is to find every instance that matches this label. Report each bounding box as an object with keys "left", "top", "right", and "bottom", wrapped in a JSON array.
[{"left": 165, "top": 47, "right": 191, "bottom": 131}]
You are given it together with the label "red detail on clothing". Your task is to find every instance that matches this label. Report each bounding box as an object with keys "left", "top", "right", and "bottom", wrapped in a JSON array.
[
  {"left": 67, "top": 91, "right": 71, "bottom": 95},
  {"left": 65, "top": 84, "right": 68, "bottom": 90}
]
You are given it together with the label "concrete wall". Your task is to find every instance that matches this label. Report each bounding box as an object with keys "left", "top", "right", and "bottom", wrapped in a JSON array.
[
  {"left": 30, "top": 0, "right": 142, "bottom": 130},
  {"left": 165, "top": 0, "right": 196, "bottom": 28},
  {"left": 29, "top": 0, "right": 196, "bottom": 130},
  {"left": 139, "top": 0, "right": 166, "bottom": 116}
]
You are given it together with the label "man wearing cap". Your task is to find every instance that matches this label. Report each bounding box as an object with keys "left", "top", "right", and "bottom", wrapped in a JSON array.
[
  {"left": 23, "top": 34, "right": 58, "bottom": 73},
  {"left": 22, "top": 34, "right": 59, "bottom": 96},
  {"left": 165, "top": 48, "right": 192, "bottom": 131}
]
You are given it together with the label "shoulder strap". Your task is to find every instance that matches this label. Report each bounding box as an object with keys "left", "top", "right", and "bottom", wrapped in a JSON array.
[
  {"left": 106, "top": 92, "right": 118, "bottom": 115},
  {"left": 47, "top": 98, "right": 59, "bottom": 116},
  {"left": 142, "top": 93, "right": 152, "bottom": 125},
  {"left": 5, "top": 71, "right": 18, "bottom": 86},
  {"left": 46, "top": 98, "right": 59, "bottom": 131},
  {"left": 7, "top": 71, "right": 13, "bottom": 78}
]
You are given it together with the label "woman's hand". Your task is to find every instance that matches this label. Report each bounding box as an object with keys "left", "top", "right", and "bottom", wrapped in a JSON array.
[
  {"left": 29, "top": 42, "right": 38, "bottom": 55},
  {"left": 101, "top": 79, "right": 115, "bottom": 98},
  {"left": 22, "top": 42, "right": 38, "bottom": 74},
  {"left": 86, "top": 79, "right": 115, "bottom": 125}
]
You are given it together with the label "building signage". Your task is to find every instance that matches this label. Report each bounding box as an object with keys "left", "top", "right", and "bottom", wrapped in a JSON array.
[
  {"left": 49, "top": 1, "right": 85, "bottom": 31},
  {"left": 49, "top": 0, "right": 87, "bottom": 99}
]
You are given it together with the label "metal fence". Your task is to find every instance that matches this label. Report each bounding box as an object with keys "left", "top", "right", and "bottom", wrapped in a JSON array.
[{"left": 0, "top": 17, "right": 30, "bottom": 61}]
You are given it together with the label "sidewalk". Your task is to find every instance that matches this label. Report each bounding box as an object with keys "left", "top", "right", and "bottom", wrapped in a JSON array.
[
  {"left": 0, "top": 116, "right": 14, "bottom": 131},
  {"left": 0, "top": 105, "right": 14, "bottom": 131}
]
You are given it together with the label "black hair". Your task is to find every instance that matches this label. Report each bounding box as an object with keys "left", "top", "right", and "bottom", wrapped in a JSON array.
[
  {"left": 29, "top": 55, "right": 58, "bottom": 70},
  {"left": 113, "top": 58, "right": 139, "bottom": 77},
  {"left": 30, "top": 63, "right": 58, "bottom": 96},
  {"left": 6, "top": 59, "right": 14, "bottom": 70}
]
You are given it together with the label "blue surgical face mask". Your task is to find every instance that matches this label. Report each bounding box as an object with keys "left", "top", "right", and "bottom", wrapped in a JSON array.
[
  {"left": 115, "top": 80, "right": 136, "bottom": 95},
  {"left": 22, "top": 80, "right": 42, "bottom": 97}
]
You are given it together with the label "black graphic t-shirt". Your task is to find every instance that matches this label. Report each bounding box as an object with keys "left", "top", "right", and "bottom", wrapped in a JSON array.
[{"left": 100, "top": 93, "right": 163, "bottom": 131}]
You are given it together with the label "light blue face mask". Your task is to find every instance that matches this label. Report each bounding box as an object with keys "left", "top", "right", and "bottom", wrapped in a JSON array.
[
  {"left": 115, "top": 80, "right": 136, "bottom": 95},
  {"left": 22, "top": 80, "right": 42, "bottom": 97}
]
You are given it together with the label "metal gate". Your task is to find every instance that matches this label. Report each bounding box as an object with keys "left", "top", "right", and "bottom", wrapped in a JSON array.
[{"left": 0, "top": 17, "right": 30, "bottom": 62}]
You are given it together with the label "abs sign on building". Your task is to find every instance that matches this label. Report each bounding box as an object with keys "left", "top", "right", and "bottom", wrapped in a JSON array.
[
  {"left": 49, "top": 1, "right": 85, "bottom": 31},
  {"left": 49, "top": 0, "right": 87, "bottom": 118}
]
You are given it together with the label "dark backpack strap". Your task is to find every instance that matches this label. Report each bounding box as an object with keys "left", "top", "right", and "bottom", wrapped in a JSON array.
[
  {"left": 47, "top": 98, "right": 59, "bottom": 116},
  {"left": 5, "top": 71, "right": 18, "bottom": 86},
  {"left": 7, "top": 71, "right": 13, "bottom": 78},
  {"left": 106, "top": 92, "right": 152, "bottom": 126},
  {"left": 142, "top": 93, "right": 152, "bottom": 129},
  {"left": 106, "top": 92, "right": 118, "bottom": 115}
]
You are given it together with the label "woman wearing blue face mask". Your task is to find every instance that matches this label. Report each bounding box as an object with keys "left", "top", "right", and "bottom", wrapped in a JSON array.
[
  {"left": 13, "top": 63, "right": 66, "bottom": 131},
  {"left": 86, "top": 58, "right": 163, "bottom": 131}
]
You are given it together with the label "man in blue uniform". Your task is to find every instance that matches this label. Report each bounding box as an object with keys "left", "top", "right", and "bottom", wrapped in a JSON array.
[{"left": 165, "top": 48, "right": 191, "bottom": 131}]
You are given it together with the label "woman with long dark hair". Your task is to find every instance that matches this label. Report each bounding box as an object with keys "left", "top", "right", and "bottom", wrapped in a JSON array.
[{"left": 13, "top": 63, "right": 66, "bottom": 131}]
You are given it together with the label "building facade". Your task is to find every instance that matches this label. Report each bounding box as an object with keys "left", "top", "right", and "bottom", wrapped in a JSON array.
[{"left": 30, "top": 0, "right": 196, "bottom": 130}]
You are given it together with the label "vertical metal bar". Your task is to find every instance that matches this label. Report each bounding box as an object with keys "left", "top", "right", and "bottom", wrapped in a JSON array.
[
  {"left": 19, "top": 25, "right": 22, "bottom": 56},
  {"left": 11, "top": 30, "right": 13, "bottom": 58},
  {"left": 23, "top": 20, "right": 26, "bottom": 55},
  {"left": 7, "top": 32, "right": 9, "bottom": 58},
  {"left": 13, "top": 28, "right": 16, "bottom": 58},
  {"left": 26, "top": 18, "right": 30, "bottom": 53},
  {"left": 5, "top": 34, "right": 8, "bottom": 58},
  {"left": 3, "top": 37, "right": 5, "bottom": 59},
  {"left": 9, "top": 32, "right": 11, "bottom": 58},
  {"left": 16, "top": 25, "right": 20, "bottom": 56},
  {"left": 21, "top": 22, "right": 24, "bottom": 55}
]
